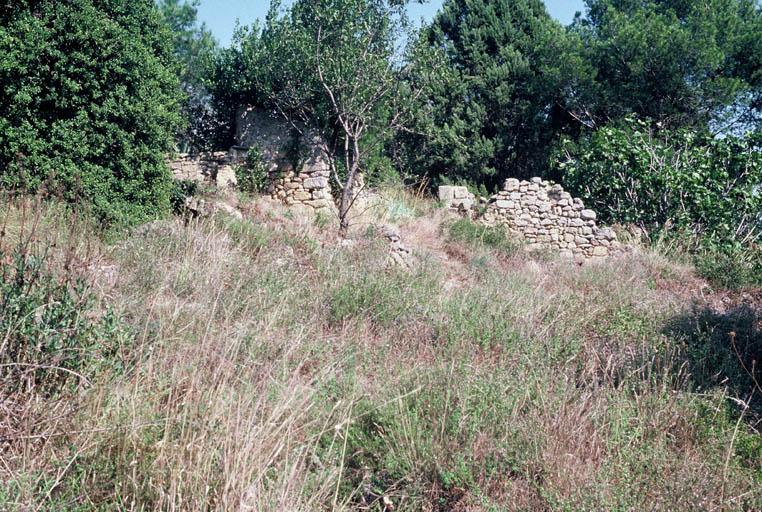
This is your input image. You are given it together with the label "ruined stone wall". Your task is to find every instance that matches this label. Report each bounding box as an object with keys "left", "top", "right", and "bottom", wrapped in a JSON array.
[
  {"left": 479, "top": 178, "right": 619, "bottom": 259},
  {"left": 237, "top": 107, "right": 335, "bottom": 211},
  {"left": 168, "top": 152, "right": 237, "bottom": 189},
  {"left": 438, "top": 181, "right": 618, "bottom": 259}
]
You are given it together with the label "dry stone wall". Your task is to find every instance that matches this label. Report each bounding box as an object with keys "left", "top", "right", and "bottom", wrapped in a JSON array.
[
  {"left": 266, "top": 149, "right": 334, "bottom": 211},
  {"left": 237, "top": 107, "right": 335, "bottom": 211},
  {"left": 471, "top": 178, "right": 619, "bottom": 259},
  {"left": 481, "top": 178, "right": 619, "bottom": 259},
  {"left": 168, "top": 152, "right": 237, "bottom": 189}
]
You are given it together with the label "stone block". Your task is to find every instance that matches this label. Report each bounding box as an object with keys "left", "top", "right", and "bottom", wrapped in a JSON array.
[
  {"left": 438, "top": 186, "right": 457, "bottom": 201},
  {"left": 303, "top": 177, "right": 329, "bottom": 190},
  {"left": 504, "top": 178, "right": 520, "bottom": 191},
  {"left": 580, "top": 209, "right": 597, "bottom": 221}
]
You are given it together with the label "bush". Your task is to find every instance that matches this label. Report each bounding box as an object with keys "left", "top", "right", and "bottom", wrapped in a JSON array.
[
  {"left": 559, "top": 118, "right": 762, "bottom": 241},
  {"left": 694, "top": 242, "right": 762, "bottom": 289},
  {"left": 447, "top": 218, "right": 521, "bottom": 255},
  {"left": 235, "top": 146, "right": 269, "bottom": 194},
  {"left": 560, "top": 118, "right": 762, "bottom": 288},
  {"left": 0, "top": 244, "right": 131, "bottom": 396},
  {"left": 0, "top": 0, "right": 183, "bottom": 227}
]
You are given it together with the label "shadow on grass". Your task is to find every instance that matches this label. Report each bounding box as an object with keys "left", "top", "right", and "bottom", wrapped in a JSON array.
[{"left": 664, "top": 303, "right": 762, "bottom": 419}]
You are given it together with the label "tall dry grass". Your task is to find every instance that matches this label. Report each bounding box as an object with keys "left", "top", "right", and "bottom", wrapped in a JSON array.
[{"left": 1, "top": 196, "right": 760, "bottom": 511}]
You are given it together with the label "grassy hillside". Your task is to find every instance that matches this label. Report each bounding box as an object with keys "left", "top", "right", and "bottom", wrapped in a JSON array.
[{"left": 1, "top": 194, "right": 760, "bottom": 511}]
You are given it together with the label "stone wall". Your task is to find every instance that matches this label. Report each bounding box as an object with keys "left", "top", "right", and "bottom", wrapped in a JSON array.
[
  {"left": 477, "top": 178, "right": 619, "bottom": 259},
  {"left": 168, "top": 152, "right": 237, "bottom": 189},
  {"left": 438, "top": 185, "right": 476, "bottom": 211},
  {"left": 237, "top": 107, "right": 335, "bottom": 211},
  {"left": 266, "top": 146, "right": 334, "bottom": 211}
]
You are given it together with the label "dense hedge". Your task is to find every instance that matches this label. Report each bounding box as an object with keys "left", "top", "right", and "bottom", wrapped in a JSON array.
[{"left": 0, "top": 0, "right": 183, "bottom": 227}]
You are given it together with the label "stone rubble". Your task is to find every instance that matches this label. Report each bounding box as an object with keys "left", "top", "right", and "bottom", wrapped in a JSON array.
[
  {"left": 183, "top": 197, "right": 243, "bottom": 220},
  {"left": 168, "top": 152, "right": 238, "bottom": 189},
  {"left": 438, "top": 185, "right": 476, "bottom": 211},
  {"left": 380, "top": 224, "right": 415, "bottom": 268}
]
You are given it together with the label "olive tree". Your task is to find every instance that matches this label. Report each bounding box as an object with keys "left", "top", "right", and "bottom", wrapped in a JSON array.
[{"left": 244, "top": 0, "right": 423, "bottom": 235}]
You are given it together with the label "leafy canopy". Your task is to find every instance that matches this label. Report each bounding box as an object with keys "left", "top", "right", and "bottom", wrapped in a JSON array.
[
  {"left": 561, "top": 118, "right": 762, "bottom": 242},
  {"left": 398, "top": 0, "right": 590, "bottom": 187},
  {"left": 157, "top": 0, "right": 222, "bottom": 152},
  {"left": 0, "top": 0, "right": 183, "bottom": 227},
  {"left": 577, "top": 0, "right": 762, "bottom": 131}
]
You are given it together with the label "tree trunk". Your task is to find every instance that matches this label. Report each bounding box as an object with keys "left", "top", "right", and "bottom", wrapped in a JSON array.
[{"left": 338, "top": 135, "right": 361, "bottom": 237}]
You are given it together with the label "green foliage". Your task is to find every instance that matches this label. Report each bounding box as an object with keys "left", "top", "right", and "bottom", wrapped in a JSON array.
[
  {"left": 397, "top": 0, "right": 762, "bottom": 190},
  {"left": 561, "top": 119, "right": 762, "bottom": 238},
  {"left": 560, "top": 118, "right": 762, "bottom": 288},
  {"left": 578, "top": 0, "right": 762, "bottom": 129},
  {"left": 447, "top": 218, "right": 521, "bottom": 255},
  {"left": 396, "top": 0, "right": 593, "bottom": 186},
  {"left": 694, "top": 242, "right": 762, "bottom": 290},
  {"left": 0, "top": 244, "right": 131, "bottom": 396},
  {"left": 0, "top": 0, "right": 183, "bottom": 227},
  {"left": 235, "top": 146, "right": 269, "bottom": 194},
  {"left": 213, "top": 0, "right": 422, "bottom": 231},
  {"left": 157, "top": 0, "right": 225, "bottom": 152}
]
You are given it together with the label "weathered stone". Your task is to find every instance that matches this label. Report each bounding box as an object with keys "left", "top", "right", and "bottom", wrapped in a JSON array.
[
  {"left": 445, "top": 177, "right": 614, "bottom": 261},
  {"left": 504, "top": 178, "right": 520, "bottom": 191},
  {"left": 453, "top": 187, "right": 471, "bottom": 199},
  {"left": 303, "top": 177, "right": 329, "bottom": 190}
]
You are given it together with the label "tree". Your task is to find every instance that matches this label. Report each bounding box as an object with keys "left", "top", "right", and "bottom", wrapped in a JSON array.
[
  {"left": 157, "top": 0, "right": 222, "bottom": 152},
  {"left": 576, "top": 0, "right": 762, "bottom": 132},
  {"left": 397, "top": 0, "right": 592, "bottom": 188},
  {"left": 231, "top": 0, "right": 420, "bottom": 235},
  {"left": 0, "top": 0, "right": 183, "bottom": 227}
]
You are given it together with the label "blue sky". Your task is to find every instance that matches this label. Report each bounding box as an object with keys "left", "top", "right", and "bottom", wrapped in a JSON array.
[{"left": 197, "top": 0, "right": 587, "bottom": 46}]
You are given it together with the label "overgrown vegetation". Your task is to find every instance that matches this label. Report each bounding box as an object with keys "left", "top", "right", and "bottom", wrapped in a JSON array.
[
  {"left": 1, "top": 0, "right": 762, "bottom": 509},
  {"left": 235, "top": 146, "right": 269, "bottom": 194},
  {"left": 2, "top": 201, "right": 760, "bottom": 510},
  {"left": 447, "top": 218, "right": 522, "bottom": 256},
  {"left": 561, "top": 118, "right": 762, "bottom": 287}
]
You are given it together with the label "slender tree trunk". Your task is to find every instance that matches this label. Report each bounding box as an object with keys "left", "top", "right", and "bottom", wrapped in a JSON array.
[{"left": 338, "top": 134, "right": 361, "bottom": 236}]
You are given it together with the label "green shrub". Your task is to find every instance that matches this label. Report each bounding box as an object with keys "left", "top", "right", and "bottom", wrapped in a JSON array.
[
  {"left": 560, "top": 118, "right": 762, "bottom": 241},
  {"left": 447, "top": 218, "right": 521, "bottom": 255},
  {"left": 0, "top": 0, "right": 183, "bottom": 227},
  {"left": 560, "top": 119, "right": 762, "bottom": 289},
  {"left": 235, "top": 146, "right": 269, "bottom": 194},
  {"left": 0, "top": 244, "right": 131, "bottom": 395},
  {"left": 694, "top": 241, "right": 762, "bottom": 289}
]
